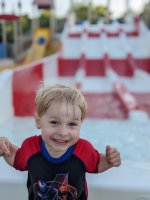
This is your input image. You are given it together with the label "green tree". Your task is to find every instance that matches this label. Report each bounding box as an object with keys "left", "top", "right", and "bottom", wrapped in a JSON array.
[
  {"left": 72, "top": 3, "right": 107, "bottom": 24},
  {"left": 141, "top": 2, "right": 150, "bottom": 29},
  {"left": 20, "top": 15, "right": 31, "bottom": 33},
  {"left": 7, "top": 22, "right": 13, "bottom": 43},
  {"left": 73, "top": 4, "right": 88, "bottom": 22},
  {"left": 39, "top": 10, "right": 50, "bottom": 27}
]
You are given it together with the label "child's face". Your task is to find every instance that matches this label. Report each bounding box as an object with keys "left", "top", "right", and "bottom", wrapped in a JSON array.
[{"left": 35, "top": 101, "right": 82, "bottom": 158}]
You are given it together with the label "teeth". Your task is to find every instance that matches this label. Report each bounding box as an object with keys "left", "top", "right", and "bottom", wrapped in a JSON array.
[{"left": 53, "top": 139, "right": 68, "bottom": 143}]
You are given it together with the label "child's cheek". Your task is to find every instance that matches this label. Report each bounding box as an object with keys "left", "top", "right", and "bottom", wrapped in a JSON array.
[
  {"left": 42, "top": 128, "right": 53, "bottom": 136},
  {"left": 72, "top": 130, "right": 80, "bottom": 139}
]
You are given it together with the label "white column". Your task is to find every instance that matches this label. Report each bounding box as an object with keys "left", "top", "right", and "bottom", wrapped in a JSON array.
[
  {"left": 70, "top": 0, "right": 74, "bottom": 11},
  {"left": 1, "top": 0, "right": 5, "bottom": 13},
  {"left": 1, "top": 0, "right": 7, "bottom": 57},
  {"left": 2, "top": 20, "right": 7, "bottom": 57},
  {"left": 126, "top": 0, "right": 130, "bottom": 13},
  {"left": 107, "top": 0, "right": 111, "bottom": 10},
  {"left": 87, "top": 0, "right": 92, "bottom": 23},
  {"left": 50, "top": 0, "right": 56, "bottom": 40},
  {"left": 13, "top": 20, "right": 18, "bottom": 61},
  {"left": 31, "top": 3, "right": 37, "bottom": 37},
  {"left": 18, "top": 0, "right": 23, "bottom": 53}
]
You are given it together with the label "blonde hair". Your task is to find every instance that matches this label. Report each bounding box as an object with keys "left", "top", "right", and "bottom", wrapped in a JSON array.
[{"left": 35, "top": 84, "right": 87, "bottom": 121}]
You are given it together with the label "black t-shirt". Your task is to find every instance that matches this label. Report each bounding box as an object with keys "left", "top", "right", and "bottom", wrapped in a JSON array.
[{"left": 13, "top": 135, "right": 100, "bottom": 200}]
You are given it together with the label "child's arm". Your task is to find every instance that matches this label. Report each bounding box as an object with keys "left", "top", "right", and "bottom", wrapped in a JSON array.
[
  {"left": 0, "top": 137, "right": 19, "bottom": 166},
  {"left": 98, "top": 145, "right": 121, "bottom": 173}
]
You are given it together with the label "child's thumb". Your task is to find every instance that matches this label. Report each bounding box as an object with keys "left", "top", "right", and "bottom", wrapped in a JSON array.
[
  {"left": 106, "top": 145, "right": 111, "bottom": 153},
  {"left": 106, "top": 145, "right": 112, "bottom": 165}
]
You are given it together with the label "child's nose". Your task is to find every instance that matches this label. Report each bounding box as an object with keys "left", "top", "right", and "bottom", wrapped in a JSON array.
[{"left": 58, "top": 126, "right": 68, "bottom": 136}]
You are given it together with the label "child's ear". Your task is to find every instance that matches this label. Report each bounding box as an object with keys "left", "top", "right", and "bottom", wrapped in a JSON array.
[{"left": 34, "top": 113, "right": 41, "bottom": 129}]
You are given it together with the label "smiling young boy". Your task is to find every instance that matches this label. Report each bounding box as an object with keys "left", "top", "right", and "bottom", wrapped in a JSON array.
[{"left": 0, "top": 84, "right": 121, "bottom": 200}]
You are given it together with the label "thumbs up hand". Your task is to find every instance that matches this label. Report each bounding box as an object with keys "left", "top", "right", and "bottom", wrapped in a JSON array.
[{"left": 106, "top": 145, "right": 121, "bottom": 167}]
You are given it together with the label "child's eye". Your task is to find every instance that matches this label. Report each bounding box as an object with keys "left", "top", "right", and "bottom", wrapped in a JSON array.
[
  {"left": 50, "top": 121, "right": 58, "bottom": 125},
  {"left": 69, "top": 122, "right": 78, "bottom": 127}
]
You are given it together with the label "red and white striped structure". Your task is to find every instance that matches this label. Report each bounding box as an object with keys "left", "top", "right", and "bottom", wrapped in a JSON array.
[{"left": 1, "top": 15, "right": 150, "bottom": 125}]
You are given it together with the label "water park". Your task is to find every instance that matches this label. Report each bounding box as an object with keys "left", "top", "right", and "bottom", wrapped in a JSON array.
[{"left": 0, "top": 0, "right": 150, "bottom": 199}]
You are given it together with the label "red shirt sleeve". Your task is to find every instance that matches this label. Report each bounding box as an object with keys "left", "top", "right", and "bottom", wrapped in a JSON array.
[
  {"left": 13, "top": 135, "right": 41, "bottom": 171},
  {"left": 73, "top": 138, "right": 100, "bottom": 173}
]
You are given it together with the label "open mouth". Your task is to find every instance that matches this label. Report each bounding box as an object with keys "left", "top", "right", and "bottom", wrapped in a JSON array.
[{"left": 52, "top": 139, "right": 69, "bottom": 144}]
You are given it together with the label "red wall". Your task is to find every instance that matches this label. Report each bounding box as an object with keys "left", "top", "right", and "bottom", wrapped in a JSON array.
[
  {"left": 86, "top": 59, "right": 106, "bottom": 76},
  {"left": 110, "top": 59, "right": 134, "bottom": 76},
  {"left": 85, "top": 92, "right": 128, "bottom": 119},
  {"left": 135, "top": 58, "right": 150, "bottom": 73},
  {"left": 58, "top": 58, "right": 80, "bottom": 76},
  {"left": 13, "top": 63, "right": 43, "bottom": 116}
]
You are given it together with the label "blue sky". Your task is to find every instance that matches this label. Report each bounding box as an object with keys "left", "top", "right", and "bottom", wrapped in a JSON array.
[{"left": 0, "top": 0, "right": 148, "bottom": 18}]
